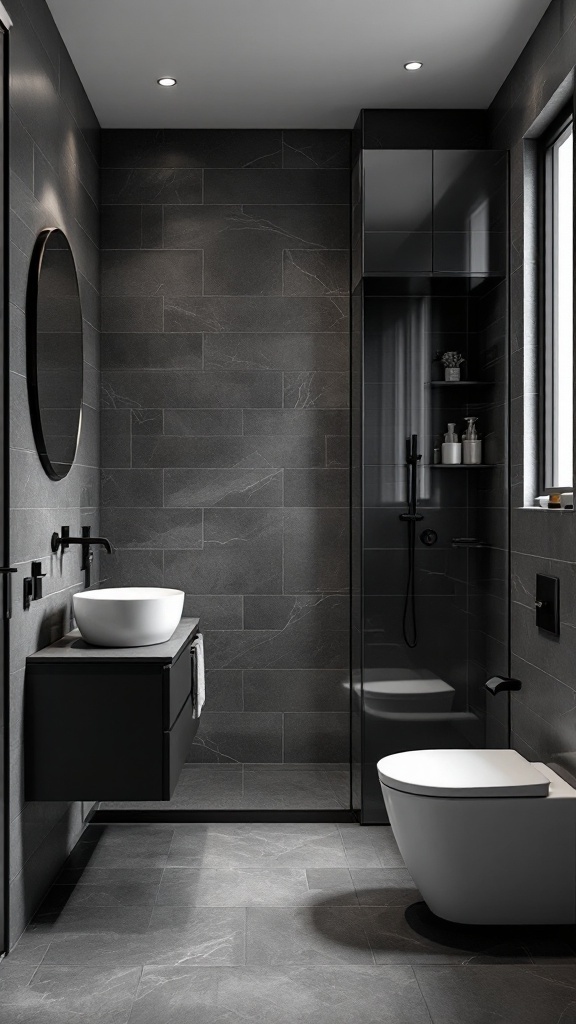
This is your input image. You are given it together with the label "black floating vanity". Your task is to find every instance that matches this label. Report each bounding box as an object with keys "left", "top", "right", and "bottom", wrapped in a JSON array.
[{"left": 25, "top": 618, "right": 200, "bottom": 802}]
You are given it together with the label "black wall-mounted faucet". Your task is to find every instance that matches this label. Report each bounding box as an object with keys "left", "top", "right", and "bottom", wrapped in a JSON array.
[{"left": 51, "top": 525, "right": 113, "bottom": 588}]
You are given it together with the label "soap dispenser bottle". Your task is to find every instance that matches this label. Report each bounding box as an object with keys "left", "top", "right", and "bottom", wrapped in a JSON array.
[
  {"left": 442, "top": 423, "right": 462, "bottom": 465},
  {"left": 462, "top": 417, "right": 482, "bottom": 465}
]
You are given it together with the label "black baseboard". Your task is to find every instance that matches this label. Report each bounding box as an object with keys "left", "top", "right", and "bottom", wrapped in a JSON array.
[
  {"left": 82, "top": 803, "right": 99, "bottom": 826},
  {"left": 93, "top": 809, "right": 357, "bottom": 824}
]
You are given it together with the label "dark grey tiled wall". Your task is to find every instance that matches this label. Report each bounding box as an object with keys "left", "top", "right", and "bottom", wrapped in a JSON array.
[
  {"left": 489, "top": 0, "right": 576, "bottom": 762},
  {"left": 8, "top": 0, "right": 101, "bottom": 943},
  {"left": 467, "top": 278, "right": 509, "bottom": 748},
  {"left": 100, "top": 129, "right": 351, "bottom": 765}
]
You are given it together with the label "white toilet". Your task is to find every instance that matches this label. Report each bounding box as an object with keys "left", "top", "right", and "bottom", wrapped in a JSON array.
[{"left": 378, "top": 748, "right": 576, "bottom": 925}]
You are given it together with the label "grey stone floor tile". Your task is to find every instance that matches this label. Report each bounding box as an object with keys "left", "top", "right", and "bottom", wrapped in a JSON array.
[
  {"left": 41, "top": 881, "right": 160, "bottom": 912},
  {"left": 31, "top": 907, "right": 153, "bottom": 968},
  {"left": 241, "top": 770, "right": 341, "bottom": 809},
  {"left": 304, "top": 868, "right": 359, "bottom": 906},
  {"left": 324, "top": 771, "right": 351, "bottom": 808},
  {"left": 167, "top": 823, "right": 348, "bottom": 869},
  {"left": 363, "top": 907, "right": 531, "bottom": 966},
  {"left": 156, "top": 867, "right": 311, "bottom": 907},
  {"left": 306, "top": 868, "right": 353, "bottom": 889},
  {"left": 144, "top": 906, "right": 246, "bottom": 966},
  {"left": 129, "top": 965, "right": 431, "bottom": 1024},
  {"left": 167, "top": 769, "right": 245, "bottom": 809},
  {"left": 338, "top": 824, "right": 405, "bottom": 868},
  {"left": 34, "top": 905, "right": 153, "bottom": 937},
  {"left": 57, "top": 867, "right": 164, "bottom": 886},
  {"left": 101, "top": 766, "right": 346, "bottom": 811},
  {"left": 156, "top": 866, "right": 358, "bottom": 907},
  {"left": 351, "top": 868, "right": 421, "bottom": 906},
  {"left": 247, "top": 763, "right": 350, "bottom": 772},
  {"left": 0, "top": 966, "right": 140, "bottom": 1024},
  {"left": 82, "top": 826, "right": 174, "bottom": 851},
  {"left": 5, "top": 936, "right": 53, "bottom": 967},
  {"left": 62, "top": 833, "right": 171, "bottom": 870},
  {"left": 0, "top": 962, "right": 37, "bottom": 999},
  {"left": 414, "top": 964, "right": 576, "bottom": 1023},
  {"left": 35, "top": 904, "right": 246, "bottom": 968},
  {"left": 246, "top": 907, "right": 375, "bottom": 965}
]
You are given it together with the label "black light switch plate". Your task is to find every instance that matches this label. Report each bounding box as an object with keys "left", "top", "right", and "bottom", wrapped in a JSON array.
[{"left": 536, "top": 573, "right": 560, "bottom": 635}]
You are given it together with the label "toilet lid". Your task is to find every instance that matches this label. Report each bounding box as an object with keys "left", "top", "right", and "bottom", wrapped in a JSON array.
[{"left": 377, "top": 749, "right": 550, "bottom": 798}]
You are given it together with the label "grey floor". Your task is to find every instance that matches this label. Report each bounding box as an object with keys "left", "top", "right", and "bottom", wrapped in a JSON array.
[
  {"left": 100, "top": 764, "right": 350, "bottom": 811},
  {"left": 3, "top": 822, "right": 576, "bottom": 1022}
]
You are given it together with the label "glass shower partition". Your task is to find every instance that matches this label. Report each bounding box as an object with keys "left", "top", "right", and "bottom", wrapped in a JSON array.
[{"left": 351, "top": 149, "right": 510, "bottom": 822}]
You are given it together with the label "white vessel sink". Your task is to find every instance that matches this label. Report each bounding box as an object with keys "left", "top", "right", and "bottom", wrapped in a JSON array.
[{"left": 73, "top": 587, "right": 185, "bottom": 648}]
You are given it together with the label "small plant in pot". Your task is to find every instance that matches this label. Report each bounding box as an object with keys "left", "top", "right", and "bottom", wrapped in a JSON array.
[{"left": 441, "top": 351, "right": 465, "bottom": 382}]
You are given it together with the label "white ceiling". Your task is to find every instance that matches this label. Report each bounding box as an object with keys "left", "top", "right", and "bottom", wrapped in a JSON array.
[{"left": 46, "top": 0, "right": 552, "bottom": 129}]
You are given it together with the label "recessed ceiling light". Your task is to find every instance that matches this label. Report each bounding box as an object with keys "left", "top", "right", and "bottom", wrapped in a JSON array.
[
  {"left": 404, "top": 61, "right": 423, "bottom": 71},
  {"left": 157, "top": 77, "right": 177, "bottom": 87}
]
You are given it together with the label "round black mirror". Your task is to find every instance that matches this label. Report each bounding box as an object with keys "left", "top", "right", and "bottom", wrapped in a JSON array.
[{"left": 26, "top": 228, "right": 83, "bottom": 480}]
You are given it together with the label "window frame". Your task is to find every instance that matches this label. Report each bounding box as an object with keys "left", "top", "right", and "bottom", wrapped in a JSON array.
[{"left": 540, "top": 103, "right": 574, "bottom": 494}]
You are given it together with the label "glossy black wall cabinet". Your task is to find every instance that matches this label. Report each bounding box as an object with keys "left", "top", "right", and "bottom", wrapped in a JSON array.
[
  {"left": 362, "top": 150, "right": 505, "bottom": 277},
  {"left": 364, "top": 150, "right": 433, "bottom": 273}
]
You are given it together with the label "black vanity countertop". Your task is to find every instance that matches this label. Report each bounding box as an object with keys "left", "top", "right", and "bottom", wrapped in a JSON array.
[{"left": 27, "top": 618, "right": 200, "bottom": 665}]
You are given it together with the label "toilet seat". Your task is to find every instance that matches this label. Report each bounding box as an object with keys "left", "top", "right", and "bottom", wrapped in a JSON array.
[{"left": 377, "top": 748, "right": 550, "bottom": 798}]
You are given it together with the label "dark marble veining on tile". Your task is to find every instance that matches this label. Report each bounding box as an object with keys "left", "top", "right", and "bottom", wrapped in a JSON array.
[
  {"left": 100, "top": 129, "right": 351, "bottom": 784},
  {"left": 8, "top": 0, "right": 101, "bottom": 947},
  {"left": 7, "top": 813, "right": 576, "bottom": 1024},
  {"left": 489, "top": 0, "right": 576, "bottom": 764}
]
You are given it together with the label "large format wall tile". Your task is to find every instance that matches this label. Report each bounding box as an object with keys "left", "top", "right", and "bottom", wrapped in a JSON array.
[
  {"left": 101, "top": 128, "right": 351, "bottom": 774},
  {"left": 101, "top": 129, "right": 283, "bottom": 169},
  {"left": 164, "top": 512, "right": 284, "bottom": 596},
  {"left": 101, "top": 250, "right": 203, "bottom": 296},
  {"left": 131, "top": 435, "right": 329, "bottom": 469},
  {"left": 282, "top": 129, "right": 351, "bottom": 169},
  {"left": 164, "top": 468, "right": 283, "bottom": 508},
  {"left": 489, "top": 0, "right": 576, "bottom": 763},
  {"left": 102, "top": 370, "right": 283, "bottom": 410},
  {"left": 189, "top": 713, "right": 283, "bottom": 764},
  {"left": 162, "top": 204, "right": 349, "bottom": 253},
  {"left": 164, "top": 296, "right": 349, "bottom": 334},
  {"left": 101, "top": 333, "right": 203, "bottom": 371},
  {"left": 9, "top": 0, "right": 101, "bottom": 945},
  {"left": 203, "top": 333, "right": 349, "bottom": 372},
  {"left": 203, "top": 169, "right": 349, "bottom": 205},
  {"left": 102, "top": 167, "right": 203, "bottom": 205}
]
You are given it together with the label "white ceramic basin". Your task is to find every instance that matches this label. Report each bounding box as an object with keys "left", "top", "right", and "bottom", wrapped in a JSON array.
[{"left": 73, "top": 587, "right": 185, "bottom": 647}]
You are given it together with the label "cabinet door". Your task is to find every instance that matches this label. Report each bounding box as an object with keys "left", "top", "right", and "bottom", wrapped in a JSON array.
[
  {"left": 163, "top": 694, "right": 195, "bottom": 798},
  {"left": 433, "top": 151, "right": 506, "bottom": 274},
  {"left": 165, "top": 644, "right": 193, "bottom": 727},
  {"left": 363, "top": 150, "right": 433, "bottom": 273}
]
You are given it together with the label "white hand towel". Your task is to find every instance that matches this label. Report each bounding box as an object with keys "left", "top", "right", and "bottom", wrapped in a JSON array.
[{"left": 191, "top": 633, "right": 205, "bottom": 719}]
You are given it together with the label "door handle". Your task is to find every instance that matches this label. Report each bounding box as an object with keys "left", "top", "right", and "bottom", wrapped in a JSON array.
[{"left": 0, "top": 567, "right": 17, "bottom": 619}]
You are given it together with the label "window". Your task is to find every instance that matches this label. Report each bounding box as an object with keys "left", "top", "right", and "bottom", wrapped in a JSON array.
[{"left": 544, "top": 114, "right": 574, "bottom": 490}]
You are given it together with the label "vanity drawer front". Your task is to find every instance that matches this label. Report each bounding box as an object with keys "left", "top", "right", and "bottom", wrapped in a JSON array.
[
  {"left": 165, "top": 645, "right": 193, "bottom": 727},
  {"left": 163, "top": 693, "right": 194, "bottom": 797}
]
